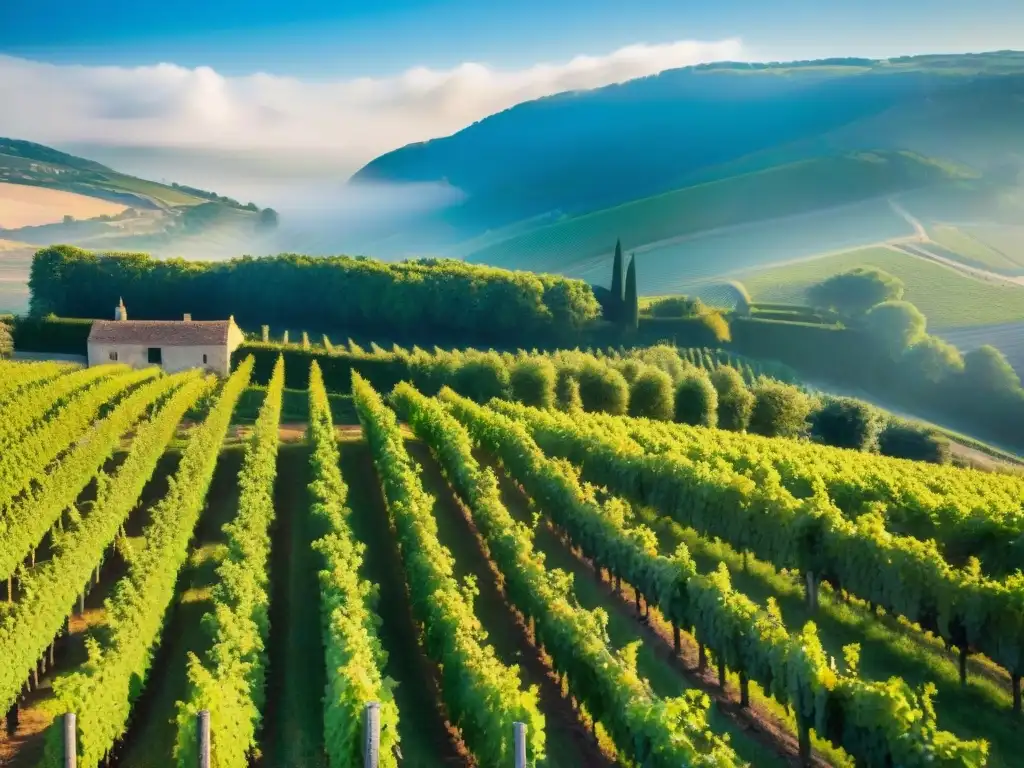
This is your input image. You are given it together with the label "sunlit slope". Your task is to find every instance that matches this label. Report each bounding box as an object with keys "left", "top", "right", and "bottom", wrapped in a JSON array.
[
  {"left": 466, "top": 151, "right": 964, "bottom": 275},
  {"left": 739, "top": 245, "right": 1024, "bottom": 328}
]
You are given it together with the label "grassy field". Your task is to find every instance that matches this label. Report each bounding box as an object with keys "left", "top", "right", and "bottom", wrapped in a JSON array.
[
  {"left": 739, "top": 245, "right": 1024, "bottom": 328},
  {"left": 0, "top": 183, "right": 127, "bottom": 228},
  {"left": 467, "top": 153, "right": 957, "bottom": 276},
  {"left": 928, "top": 225, "right": 1023, "bottom": 273}
]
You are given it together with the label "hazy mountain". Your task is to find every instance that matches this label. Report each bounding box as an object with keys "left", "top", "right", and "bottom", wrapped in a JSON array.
[{"left": 352, "top": 52, "right": 1024, "bottom": 239}]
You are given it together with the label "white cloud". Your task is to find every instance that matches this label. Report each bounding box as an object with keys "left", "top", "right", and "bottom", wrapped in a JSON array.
[{"left": 0, "top": 38, "right": 744, "bottom": 175}]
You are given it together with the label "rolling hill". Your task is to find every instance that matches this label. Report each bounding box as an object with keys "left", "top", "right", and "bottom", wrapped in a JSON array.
[
  {"left": 464, "top": 151, "right": 969, "bottom": 272},
  {"left": 353, "top": 51, "right": 1024, "bottom": 241},
  {"left": 0, "top": 138, "right": 255, "bottom": 211}
]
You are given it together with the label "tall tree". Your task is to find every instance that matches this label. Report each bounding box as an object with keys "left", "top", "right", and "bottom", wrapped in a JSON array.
[
  {"left": 624, "top": 253, "right": 639, "bottom": 330},
  {"left": 610, "top": 238, "right": 624, "bottom": 321}
]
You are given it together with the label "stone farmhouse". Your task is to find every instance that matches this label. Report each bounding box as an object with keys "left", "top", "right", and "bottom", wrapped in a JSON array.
[{"left": 87, "top": 299, "right": 244, "bottom": 376}]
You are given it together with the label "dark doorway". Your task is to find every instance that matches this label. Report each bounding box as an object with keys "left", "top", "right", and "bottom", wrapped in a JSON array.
[{"left": 147, "top": 347, "right": 163, "bottom": 364}]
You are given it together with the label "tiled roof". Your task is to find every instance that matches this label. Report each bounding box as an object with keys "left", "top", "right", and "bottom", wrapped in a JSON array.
[{"left": 88, "top": 320, "right": 232, "bottom": 346}]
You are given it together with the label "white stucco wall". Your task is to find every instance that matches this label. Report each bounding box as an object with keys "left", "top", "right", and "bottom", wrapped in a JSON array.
[
  {"left": 87, "top": 319, "right": 245, "bottom": 377},
  {"left": 88, "top": 342, "right": 233, "bottom": 376}
]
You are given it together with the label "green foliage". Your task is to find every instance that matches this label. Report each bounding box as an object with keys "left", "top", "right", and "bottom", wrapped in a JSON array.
[
  {"left": 174, "top": 357, "right": 285, "bottom": 767},
  {"left": 576, "top": 361, "right": 629, "bottom": 414},
  {"left": 674, "top": 368, "right": 718, "bottom": 427},
  {"left": 305, "top": 363, "right": 400, "bottom": 768},
  {"left": 647, "top": 296, "right": 705, "bottom": 318},
  {"left": 878, "top": 422, "right": 952, "bottom": 465},
  {"left": 709, "top": 366, "right": 755, "bottom": 431},
  {"left": 629, "top": 344, "right": 689, "bottom": 383},
  {"left": 0, "top": 359, "right": 73, "bottom": 400},
  {"left": 0, "top": 373, "right": 211, "bottom": 719},
  {"left": 451, "top": 352, "right": 511, "bottom": 402},
  {"left": 0, "top": 366, "right": 162, "bottom": 509},
  {"left": 903, "top": 335, "right": 964, "bottom": 383},
  {"left": 559, "top": 376, "right": 583, "bottom": 413},
  {"left": 0, "top": 319, "right": 11, "bottom": 357},
  {"left": 807, "top": 267, "right": 905, "bottom": 317},
  {"left": 0, "top": 371, "right": 194, "bottom": 582},
  {"left": 609, "top": 238, "right": 624, "bottom": 322},
  {"left": 509, "top": 356, "right": 557, "bottom": 409},
  {"left": 962, "top": 345, "right": 1021, "bottom": 393},
  {"left": 485, "top": 400, "right": 999, "bottom": 764},
  {"left": 41, "top": 361, "right": 252, "bottom": 768},
  {"left": 354, "top": 374, "right": 546, "bottom": 766},
  {"left": 627, "top": 367, "right": 675, "bottom": 421},
  {"left": 258, "top": 207, "right": 279, "bottom": 230},
  {"left": 809, "top": 397, "right": 880, "bottom": 451},
  {"left": 744, "top": 244, "right": 1024, "bottom": 329},
  {"left": 29, "top": 247, "right": 600, "bottom": 344},
  {"left": 749, "top": 380, "right": 810, "bottom": 438},
  {"left": 864, "top": 301, "right": 927, "bottom": 358},
  {"left": 432, "top": 389, "right": 743, "bottom": 767},
  {"left": 623, "top": 254, "right": 639, "bottom": 330},
  {"left": 469, "top": 395, "right": 991, "bottom": 767},
  {"left": 10, "top": 315, "right": 93, "bottom": 354}
]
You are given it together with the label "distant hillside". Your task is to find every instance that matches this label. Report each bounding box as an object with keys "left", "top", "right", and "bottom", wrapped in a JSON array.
[
  {"left": 466, "top": 151, "right": 969, "bottom": 271},
  {"left": 353, "top": 51, "right": 1024, "bottom": 237},
  {"left": 0, "top": 137, "right": 256, "bottom": 211},
  {"left": 0, "top": 139, "right": 277, "bottom": 265}
]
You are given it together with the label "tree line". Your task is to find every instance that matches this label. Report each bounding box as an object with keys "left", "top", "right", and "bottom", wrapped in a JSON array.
[
  {"left": 28, "top": 246, "right": 600, "bottom": 344},
  {"left": 241, "top": 339, "right": 950, "bottom": 464},
  {"left": 802, "top": 267, "right": 1024, "bottom": 451}
]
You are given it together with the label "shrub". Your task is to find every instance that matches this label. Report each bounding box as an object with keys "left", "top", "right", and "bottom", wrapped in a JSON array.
[
  {"left": 673, "top": 369, "right": 718, "bottom": 427},
  {"left": 749, "top": 380, "right": 811, "bottom": 438},
  {"left": 863, "top": 301, "right": 926, "bottom": 358},
  {"left": 709, "top": 366, "right": 754, "bottom": 431},
  {"left": 613, "top": 358, "right": 644, "bottom": 383},
  {"left": 809, "top": 397, "right": 880, "bottom": 451},
  {"left": 648, "top": 296, "right": 705, "bottom": 318},
  {"left": 555, "top": 369, "right": 579, "bottom": 411},
  {"left": 699, "top": 311, "right": 731, "bottom": 344},
  {"left": 903, "top": 335, "right": 964, "bottom": 383},
  {"left": 451, "top": 353, "right": 510, "bottom": 402},
  {"left": 962, "top": 345, "right": 1021, "bottom": 393},
  {"left": 807, "top": 267, "right": 905, "bottom": 317},
  {"left": 631, "top": 344, "right": 689, "bottom": 383},
  {"left": 577, "top": 362, "right": 629, "bottom": 415},
  {"left": 0, "top": 319, "right": 11, "bottom": 358},
  {"left": 628, "top": 368, "right": 675, "bottom": 421},
  {"left": 878, "top": 422, "right": 951, "bottom": 464},
  {"left": 562, "top": 377, "right": 583, "bottom": 414},
  {"left": 509, "top": 356, "right": 557, "bottom": 409}
]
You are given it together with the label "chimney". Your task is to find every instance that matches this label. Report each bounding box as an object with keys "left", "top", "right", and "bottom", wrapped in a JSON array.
[
  {"left": 115, "top": 297, "right": 127, "bottom": 321},
  {"left": 183, "top": 313, "right": 192, "bottom": 322}
]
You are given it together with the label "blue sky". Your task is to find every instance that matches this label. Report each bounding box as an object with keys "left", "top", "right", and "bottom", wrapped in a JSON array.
[
  {"left": 1, "top": 0, "right": 1022, "bottom": 199},
  {"left": 3, "top": 0, "right": 1023, "bottom": 76}
]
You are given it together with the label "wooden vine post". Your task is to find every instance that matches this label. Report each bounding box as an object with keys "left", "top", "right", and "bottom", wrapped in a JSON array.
[
  {"left": 364, "top": 701, "right": 380, "bottom": 768},
  {"left": 198, "top": 709, "right": 211, "bottom": 768},
  {"left": 513, "top": 721, "right": 527, "bottom": 768},
  {"left": 63, "top": 712, "right": 77, "bottom": 768}
]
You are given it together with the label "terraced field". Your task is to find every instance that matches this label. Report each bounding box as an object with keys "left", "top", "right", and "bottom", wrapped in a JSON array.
[
  {"left": 738, "top": 245, "right": 1024, "bottom": 328},
  {"left": 1, "top": 357, "right": 1021, "bottom": 767}
]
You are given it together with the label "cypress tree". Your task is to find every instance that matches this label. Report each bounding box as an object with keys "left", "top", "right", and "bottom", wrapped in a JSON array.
[
  {"left": 610, "top": 239, "right": 624, "bottom": 321},
  {"left": 624, "top": 253, "right": 639, "bottom": 330}
]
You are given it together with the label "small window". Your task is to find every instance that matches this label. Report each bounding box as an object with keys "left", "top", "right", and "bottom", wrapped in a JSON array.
[
  {"left": 147, "top": 347, "right": 162, "bottom": 365},
  {"left": 108, "top": 350, "right": 118, "bottom": 361},
  {"left": 202, "top": 354, "right": 208, "bottom": 364}
]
